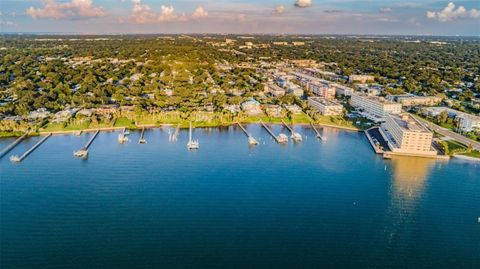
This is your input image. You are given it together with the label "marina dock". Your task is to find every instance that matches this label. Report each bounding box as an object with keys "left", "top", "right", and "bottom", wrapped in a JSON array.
[
  {"left": 0, "top": 132, "right": 28, "bottom": 159},
  {"left": 74, "top": 130, "right": 100, "bottom": 158},
  {"left": 237, "top": 123, "right": 258, "bottom": 145},
  {"left": 139, "top": 127, "right": 147, "bottom": 144},
  {"left": 310, "top": 123, "right": 327, "bottom": 141},
  {"left": 260, "top": 120, "right": 288, "bottom": 143},
  {"left": 282, "top": 120, "right": 302, "bottom": 142},
  {"left": 10, "top": 133, "right": 51, "bottom": 163}
]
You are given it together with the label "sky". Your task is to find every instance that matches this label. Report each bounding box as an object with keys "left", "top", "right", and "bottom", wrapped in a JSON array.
[{"left": 0, "top": 0, "right": 479, "bottom": 35}]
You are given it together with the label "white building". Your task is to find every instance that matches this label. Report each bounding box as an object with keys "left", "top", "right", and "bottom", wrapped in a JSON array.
[
  {"left": 380, "top": 113, "right": 437, "bottom": 156},
  {"left": 268, "top": 83, "right": 286, "bottom": 97},
  {"left": 350, "top": 93, "right": 402, "bottom": 122},
  {"left": 308, "top": 97, "right": 344, "bottom": 116}
]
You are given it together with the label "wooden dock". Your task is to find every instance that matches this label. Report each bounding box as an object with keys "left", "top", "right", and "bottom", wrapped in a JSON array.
[
  {"left": 282, "top": 120, "right": 302, "bottom": 142},
  {"left": 0, "top": 132, "right": 28, "bottom": 159},
  {"left": 74, "top": 130, "right": 100, "bottom": 158},
  {"left": 310, "top": 123, "right": 327, "bottom": 141},
  {"left": 237, "top": 123, "right": 258, "bottom": 145},
  {"left": 139, "top": 127, "right": 147, "bottom": 144},
  {"left": 10, "top": 133, "right": 51, "bottom": 163},
  {"left": 260, "top": 120, "right": 288, "bottom": 143}
]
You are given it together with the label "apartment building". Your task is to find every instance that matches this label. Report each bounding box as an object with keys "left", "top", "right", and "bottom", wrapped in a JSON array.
[
  {"left": 380, "top": 113, "right": 437, "bottom": 156},
  {"left": 308, "top": 97, "right": 344, "bottom": 116},
  {"left": 350, "top": 93, "right": 402, "bottom": 122}
]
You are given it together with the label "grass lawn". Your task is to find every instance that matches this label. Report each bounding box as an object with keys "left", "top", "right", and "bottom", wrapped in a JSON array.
[
  {"left": 113, "top": 117, "right": 136, "bottom": 128},
  {"left": 445, "top": 140, "right": 467, "bottom": 151},
  {"left": 461, "top": 150, "right": 480, "bottom": 158},
  {"left": 0, "top": 131, "right": 24, "bottom": 138},
  {"left": 41, "top": 121, "right": 91, "bottom": 132}
]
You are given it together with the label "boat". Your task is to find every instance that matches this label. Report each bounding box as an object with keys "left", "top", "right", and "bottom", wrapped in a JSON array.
[
  {"left": 118, "top": 133, "right": 129, "bottom": 143},
  {"left": 9, "top": 155, "right": 20, "bottom": 163},
  {"left": 123, "top": 128, "right": 130, "bottom": 135},
  {"left": 187, "top": 122, "right": 199, "bottom": 150},
  {"left": 73, "top": 149, "right": 88, "bottom": 158},
  {"left": 291, "top": 132, "right": 302, "bottom": 142},
  {"left": 277, "top": 133, "right": 289, "bottom": 143},
  {"left": 139, "top": 138, "right": 147, "bottom": 144},
  {"left": 248, "top": 136, "right": 259, "bottom": 145}
]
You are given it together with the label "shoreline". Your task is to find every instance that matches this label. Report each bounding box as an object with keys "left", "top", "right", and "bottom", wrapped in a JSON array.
[{"left": 0, "top": 121, "right": 361, "bottom": 137}]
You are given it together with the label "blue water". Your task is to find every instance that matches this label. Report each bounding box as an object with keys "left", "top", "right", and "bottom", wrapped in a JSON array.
[{"left": 1, "top": 125, "right": 479, "bottom": 269}]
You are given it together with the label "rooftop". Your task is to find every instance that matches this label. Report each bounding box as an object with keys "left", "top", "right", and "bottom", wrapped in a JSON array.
[
  {"left": 389, "top": 113, "right": 430, "bottom": 133},
  {"left": 309, "top": 97, "right": 342, "bottom": 106}
]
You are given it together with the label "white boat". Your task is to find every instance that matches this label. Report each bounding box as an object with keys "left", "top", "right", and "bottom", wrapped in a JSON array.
[
  {"left": 187, "top": 122, "right": 199, "bottom": 150},
  {"left": 73, "top": 149, "right": 88, "bottom": 158},
  {"left": 9, "top": 155, "right": 20, "bottom": 163},
  {"left": 277, "top": 133, "right": 289, "bottom": 143},
  {"left": 248, "top": 136, "right": 259, "bottom": 145},
  {"left": 291, "top": 132, "right": 302, "bottom": 142},
  {"left": 118, "top": 133, "right": 129, "bottom": 143}
]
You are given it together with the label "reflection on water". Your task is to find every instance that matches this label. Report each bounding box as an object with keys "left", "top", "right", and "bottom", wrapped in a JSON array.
[{"left": 390, "top": 156, "right": 437, "bottom": 201}]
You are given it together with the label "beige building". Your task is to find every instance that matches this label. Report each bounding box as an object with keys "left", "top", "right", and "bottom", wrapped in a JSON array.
[
  {"left": 267, "top": 83, "right": 286, "bottom": 97},
  {"left": 388, "top": 94, "right": 443, "bottom": 106},
  {"left": 350, "top": 93, "right": 402, "bottom": 122},
  {"left": 349, "top": 75, "right": 375, "bottom": 83},
  {"left": 308, "top": 97, "right": 344, "bottom": 116},
  {"left": 380, "top": 113, "right": 437, "bottom": 156}
]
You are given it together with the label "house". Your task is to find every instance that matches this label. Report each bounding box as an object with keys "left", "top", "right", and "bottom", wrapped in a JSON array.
[
  {"left": 265, "top": 105, "right": 283, "bottom": 117},
  {"left": 28, "top": 108, "right": 51, "bottom": 120},
  {"left": 241, "top": 98, "right": 262, "bottom": 116}
]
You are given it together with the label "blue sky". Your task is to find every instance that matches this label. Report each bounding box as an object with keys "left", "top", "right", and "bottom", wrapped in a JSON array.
[{"left": 0, "top": 0, "right": 479, "bottom": 35}]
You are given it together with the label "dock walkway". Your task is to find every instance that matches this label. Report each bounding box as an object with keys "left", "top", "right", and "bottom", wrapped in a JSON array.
[
  {"left": 10, "top": 133, "right": 51, "bottom": 162},
  {"left": 260, "top": 120, "right": 287, "bottom": 143},
  {"left": 0, "top": 132, "right": 28, "bottom": 159}
]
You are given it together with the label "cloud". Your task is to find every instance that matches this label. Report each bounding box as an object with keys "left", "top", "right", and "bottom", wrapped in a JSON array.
[
  {"left": 121, "top": 0, "right": 208, "bottom": 24},
  {"left": 275, "top": 5, "right": 285, "bottom": 14},
  {"left": 379, "top": 7, "right": 392, "bottom": 13},
  {"left": 426, "top": 2, "right": 479, "bottom": 21},
  {"left": 26, "top": 0, "right": 106, "bottom": 20},
  {"left": 294, "top": 0, "right": 312, "bottom": 8},
  {"left": 192, "top": 6, "right": 208, "bottom": 19}
]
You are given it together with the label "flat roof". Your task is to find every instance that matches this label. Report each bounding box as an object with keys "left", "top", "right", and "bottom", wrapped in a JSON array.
[
  {"left": 309, "top": 97, "right": 342, "bottom": 106},
  {"left": 389, "top": 113, "right": 430, "bottom": 133}
]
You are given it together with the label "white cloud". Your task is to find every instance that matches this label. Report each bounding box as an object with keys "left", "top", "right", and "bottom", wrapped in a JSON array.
[
  {"left": 26, "top": 0, "right": 106, "bottom": 20},
  {"left": 294, "top": 0, "right": 312, "bottom": 8},
  {"left": 192, "top": 6, "right": 208, "bottom": 19},
  {"left": 426, "top": 2, "right": 479, "bottom": 21},
  {"left": 121, "top": 0, "right": 207, "bottom": 24},
  {"left": 275, "top": 5, "right": 285, "bottom": 14}
]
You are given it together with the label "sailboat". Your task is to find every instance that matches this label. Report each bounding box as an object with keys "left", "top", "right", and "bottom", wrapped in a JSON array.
[{"left": 187, "top": 122, "right": 199, "bottom": 150}]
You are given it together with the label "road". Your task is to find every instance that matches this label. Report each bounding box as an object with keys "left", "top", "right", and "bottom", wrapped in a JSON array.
[{"left": 414, "top": 116, "right": 480, "bottom": 151}]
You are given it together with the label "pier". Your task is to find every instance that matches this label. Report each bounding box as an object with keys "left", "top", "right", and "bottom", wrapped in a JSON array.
[
  {"left": 10, "top": 133, "right": 51, "bottom": 163},
  {"left": 74, "top": 130, "right": 100, "bottom": 158},
  {"left": 282, "top": 120, "right": 302, "bottom": 142},
  {"left": 237, "top": 123, "right": 258, "bottom": 145},
  {"left": 139, "top": 127, "right": 147, "bottom": 144},
  {"left": 260, "top": 120, "right": 288, "bottom": 143},
  {"left": 0, "top": 132, "right": 28, "bottom": 159},
  {"left": 310, "top": 123, "right": 327, "bottom": 141}
]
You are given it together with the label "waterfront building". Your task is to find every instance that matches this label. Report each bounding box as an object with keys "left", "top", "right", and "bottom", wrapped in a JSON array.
[
  {"left": 350, "top": 93, "right": 402, "bottom": 122},
  {"left": 380, "top": 113, "right": 437, "bottom": 156},
  {"left": 241, "top": 98, "right": 262, "bottom": 116},
  {"left": 308, "top": 97, "right": 344, "bottom": 116}
]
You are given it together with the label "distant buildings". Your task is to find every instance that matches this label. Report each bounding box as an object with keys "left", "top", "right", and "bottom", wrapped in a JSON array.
[
  {"left": 308, "top": 97, "right": 344, "bottom": 116},
  {"left": 380, "top": 113, "right": 437, "bottom": 156},
  {"left": 422, "top": 107, "right": 480, "bottom": 132},
  {"left": 349, "top": 75, "right": 375, "bottom": 83},
  {"left": 350, "top": 93, "right": 402, "bottom": 122},
  {"left": 387, "top": 94, "right": 443, "bottom": 106},
  {"left": 267, "top": 83, "right": 286, "bottom": 97}
]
